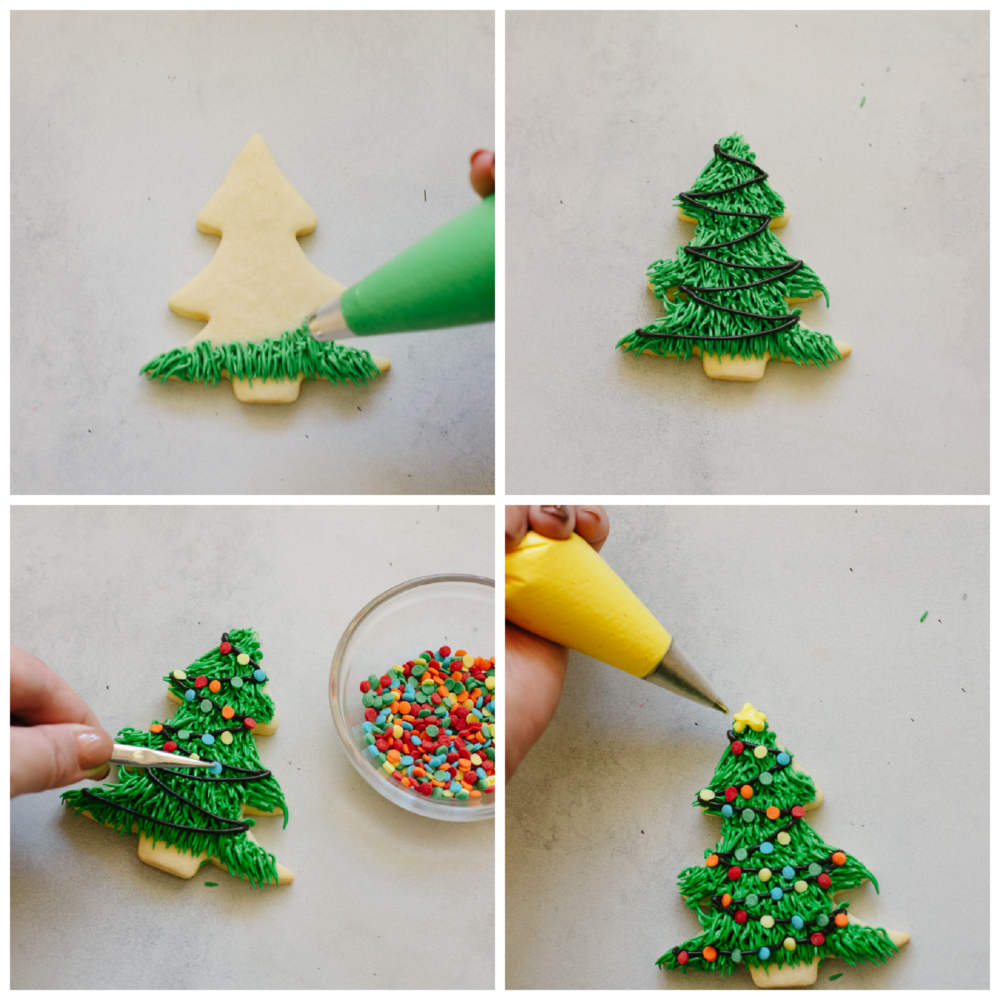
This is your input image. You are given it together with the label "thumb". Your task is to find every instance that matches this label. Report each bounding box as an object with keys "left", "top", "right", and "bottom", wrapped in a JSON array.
[{"left": 10, "top": 723, "right": 113, "bottom": 797}]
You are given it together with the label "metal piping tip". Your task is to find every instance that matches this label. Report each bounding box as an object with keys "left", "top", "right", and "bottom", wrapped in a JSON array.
[
  {"left": 643, "top": 640, "right": 728, "bottom": 714},
  {"left": 307, "top": 296, "right": 351, "bottom": 341}
]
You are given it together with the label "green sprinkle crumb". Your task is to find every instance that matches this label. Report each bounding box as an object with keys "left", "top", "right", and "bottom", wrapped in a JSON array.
[
  {"left": 829, "top": 973, "right": 843, "bottom": 980},
  {"left": 920, "top": 611, "right": 928, "bottom": 622},
  {"left": 860, "top": 96, "right": 866, "bottom": 107},
  {"left": 204, "top": 881, "right": 219, "bottom": 886}
]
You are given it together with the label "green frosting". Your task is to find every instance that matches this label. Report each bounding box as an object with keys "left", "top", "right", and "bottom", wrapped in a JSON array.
[
  {"left": 657, "top": 716, "right": 901, "bottom": 978},
  {"left": 619, "top": 133, "right": 841, "bottom": 367},
  {"left": 140, "top": 321, "right": 382, "bottom": 387},
  {"left": 62, "top": 628, "right": 289, "bottom": 888}
]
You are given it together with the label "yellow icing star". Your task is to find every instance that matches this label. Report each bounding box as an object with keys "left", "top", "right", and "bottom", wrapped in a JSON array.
[{"left": 733, "top": 702, "right": 767, "bottom": 733}]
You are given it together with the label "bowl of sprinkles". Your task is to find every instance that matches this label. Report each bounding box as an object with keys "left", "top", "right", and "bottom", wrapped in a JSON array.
[{"left": 330, "top": 574, "right": 496, "bottom": 821}]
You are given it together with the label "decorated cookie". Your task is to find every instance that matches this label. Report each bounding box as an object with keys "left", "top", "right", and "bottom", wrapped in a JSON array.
[
  {"left": 658, "top": 703, "right": 908, "bottom": 987},
  {"left": 62, "top": 629, "right": 293, "bottom": 886},
  {"left": 141, "top": 134, "right": 390, "bottom": 403},
  {"left": 618, "top": 134, "right": 851, "bottom": 382}
]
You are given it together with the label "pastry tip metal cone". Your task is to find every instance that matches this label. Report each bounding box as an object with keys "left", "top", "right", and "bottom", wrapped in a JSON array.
[{"left": 644, "top": 640, "right": 728, "bottom": 714}]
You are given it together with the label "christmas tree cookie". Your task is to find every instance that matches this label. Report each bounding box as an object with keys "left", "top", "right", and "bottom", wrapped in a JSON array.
[
  {"left": 618, "top": 134, "right": 851, "bottom": 382},
  {"left": 659, "top": 703, "right": 908, "bottom": 987},
  {"left": 141, "top": 134, "right": 390, "bottom": 403},
  {"left": 62, "top": 629, "right": 293, "bottom": 886}
]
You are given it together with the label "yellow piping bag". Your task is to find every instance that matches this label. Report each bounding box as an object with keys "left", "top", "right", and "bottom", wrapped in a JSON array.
[{"left": 505, "top": 531, "right": 728, "bottom": 713}]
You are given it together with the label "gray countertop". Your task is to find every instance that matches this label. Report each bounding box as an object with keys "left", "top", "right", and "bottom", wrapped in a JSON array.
[
  {"left": 12, "top": 11, "right": 494, "bottom": 495},
  {"left": 506, "top": 505, "right": 987, "bottom": 989},
  {"left": 11, "top": 504, "right": 494, "bottom": 990},
  {"left": 506, "top": 11, "right": 987, "bottom": 494}
]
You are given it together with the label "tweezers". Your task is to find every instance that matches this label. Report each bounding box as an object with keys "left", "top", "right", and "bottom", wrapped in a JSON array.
[{"left": 110, "top": 743, "right": 216, "bottom": 769}]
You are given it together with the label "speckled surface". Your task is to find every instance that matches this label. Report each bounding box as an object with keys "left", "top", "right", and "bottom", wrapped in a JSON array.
[
  {"left": 506, "top": 505, "right": 987, "bottom": 989},
  {"left": 11, "top": 505, "right": 494, "bottom": 989},
  {"left": 12, "top": 11, "right": 494, "bottom": 495},
  {"left": 506, "top": 11, "right": 987, "bottom": 494}
]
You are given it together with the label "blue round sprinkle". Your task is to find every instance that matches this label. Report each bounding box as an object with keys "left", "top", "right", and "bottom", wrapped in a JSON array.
[
  {"left": 185, "top": 689, "right": 196, "bottom": 702},
  {"left": 201, "top": 733, "right": 215, "bottom": 746},
  {"left": 791, "top": 915, "right": 805, "bottom": 930},
  {"left": 401, "top": 755, "right": 414, "bottom": 766},
  {"left": 411, "top": 736, "right": 422, "bottom": 747},
  {"left": 777, "top": 752, "right": 790, "bottom": 766},
  {"left": 253, "top": 669, "right": 265, "bottom": 682},
  {"left": 367, "top": 745, "right": 379, "bottom": 757},
  {"left": 759, "top": 947, "right": 771, "bottom": 961},
  {"left": 721, "top": 804, "right": 733, "bottom": 818},
  {"left": 770, "top": 887, "right": 784, "bottom": 900},
  {"left": 209, "top": 762, "right": 223, "bottom": 774},
  {"left": 759, "top": 841, "right": 774, "bottom": 855},
  {"left": 782, "top": 866, "right": 796, "bottom": 880}
]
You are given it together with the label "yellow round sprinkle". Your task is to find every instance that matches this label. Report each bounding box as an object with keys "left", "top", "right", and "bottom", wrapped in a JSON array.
[
  {"left": 760, "top": 915, "right": 775, "bottom": 929},
  {"left": 699, "top": 788, "right": 715, "bottom": 802},
  {"left": 471, "top": 753, "right": 483, "bottom": 766},
  {"left": 221, "top": 732, "right": 233, "bottom": 745},
  {"left": 382, "top": 761, "right": 395, "bottom": 773},
  {"left": 777, "top": 832, "right": 791, "bottom": 846},
  {"left": 392, "top": 725, "right": 403, "bottom": 739},
  {"left": 173, "top": 670, "right": 187, "bottom": 680},
  {"left": 443, "top": 790, "right": 454, "bottom": 797},
  {"left": 758, "top": 868, "right": 772, "bottom": 882},
  {"left": 489, "top": 724, "right": 495, "bottom": 737},
  {"left": 783, "top": 937, "right": 796, "bottom": 952},
  {"left": 237, "top": 653, "right": 250, "bottom": 665},
  {"left": 485, "top": 675, "right": 496, "bottom": 690},
  {"left": 413, "top": 657, "right": 427, "bottom": 665},
  {"left": 794, "top": 880, "right": 808, "bottom": 893},
  {"left": 754, "top": 745, "right": 768, "bottom": 759},
  {"left": 189, "top": 753, "right": 200, "bottom": 761}
]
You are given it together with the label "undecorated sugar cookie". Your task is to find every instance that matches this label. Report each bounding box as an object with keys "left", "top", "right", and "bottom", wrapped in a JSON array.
[
  {"left": 618, "top": 134, "right": 850, "bottom": 382},
  {"left": 142, "top": 134, "right": 389, "bottom": 403},
  {"left": 658, "top": 703, "right": 908, "bottom": 988},
  {"left": 62, "top": 629, "right": 294, "bottom": 886}
]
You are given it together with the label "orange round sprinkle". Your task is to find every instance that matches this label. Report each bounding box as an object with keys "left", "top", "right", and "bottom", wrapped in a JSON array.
[
  {"left": 740, "top": 785, "right": 753, "bottom": 799},
  {"left": 721, "top": 893, "right": 732, "bottom": 907},
  {"left": 386, "top": 749, "right": 401, "bottom": 763},
  {"left": 208, "top": 679, "right": 221, "bottom": 693},
  {"left": 766, "top": 806, "right": 781, "bottom": 820},
  {"left": 458, "top": 760, "right": 472, "bottom": 771},
  {"left": 703, "top": 946, "right": 717, "bottom": 962},
  {"left": 706, "top": 854, "right": 720, "bottom": 867},
  {"left": 470, "top": 789, "right": 482, "bottom": 798},
  {"left": 831, "top": 851, "right": 846, "bottom": 866},
  {"left": 454, "top": 649, "right": 467, "bottom": 657},
  {"left": 396, "top": 701, "right": 410, "bottom": 715},
  {"left": 222, "top": 705, "right": 235, "bottom": 719},
  {"left": 834, "top": 911, "right": 849, "bottom": 927},
  {"left": 149, "top": 723, "right": 163, "bottom": 733}
]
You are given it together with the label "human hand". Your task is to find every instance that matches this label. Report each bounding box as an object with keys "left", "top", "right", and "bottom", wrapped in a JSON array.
[
  {"left": 470, "top": 149, "right": 495, "bottom": 197},
  {"left": 10, "top": 643, "right": 114, "bottom": 797},
  {"left": 505, "top": 506, "right": 610, "bottom": 780}
]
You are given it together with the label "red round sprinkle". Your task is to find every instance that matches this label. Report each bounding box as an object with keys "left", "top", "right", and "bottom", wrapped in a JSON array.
[
  {"left": 390, "top": 770, "right": 403, "bottom": 782},
  {"left": 429, "top": 660, "right": 440, "bottom": 671},
  {"left": 431, "top": 694, "right": 442, "bottom": 705},
  {"left": 375, "top": 739, "right": 388, "bottom": 752},
  {"left": 439, "top": 646, "right": 451, "bottom": 658},
  {"left": 194, "top": 675, "right": 208, "bottom": 689},
  {"left": 734, "top": 910, "right": 748, "bottom": 924},
  {"left": 791, "top": 805, "right": 806, "bottom": 819},
  {"left": 731, "top": 741, "right": 744, "bottom": 755},
  {"left": 725, "top": 786, "right": 738, "bottom": 802},
  {"left": 360, "top": 680, "right": 371, "bottom": 693},
  {"left": 243, "top": 717, "right": 256, "bottom": 729},
  {"left": 219, "top": 642, "right": 231, "bottom": 655},
  {"left": 818, "top": 873, "right": 832, "bottom": 889},
  {"left": 364, "top": 708, "right": 377, "bottom": 722},
  {"left": 419, "top": 782, "right": 433, "bottom": 795},
  {"left": 379, "top": 675, "right": 391, "bottom": 688},
  {"left": 677, "top": 951, "right": 689, "bottom": 965},
  {"left": 810, "top": 932, "right": 825, "bottom": 946},
  {"left": 728, "top": 866, "right": 742, "bottom": 881},
  {"left": 163, "top": 741, "right": 177, "bottom": 753}
]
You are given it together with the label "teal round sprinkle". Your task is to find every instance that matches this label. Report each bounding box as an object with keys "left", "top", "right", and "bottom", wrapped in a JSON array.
[
  {"left": 808, "top": 863, "right": 823, "bottom": 876},
  {"left": 734, "top": 848, "right": 748, "bottom": 862},
  {"left": 177, "top": 730, "right": 191, "bottom": 741},
  {"left": 742, "top": 808, "right": 755, "bottom": 823},
  {"left": 745, "top": 893, "right": 759, "bottom": 907},
  {"left": 200, "top": 699, "right": 212, "bottom": 713},
  {"left": 759, "top": 772, "right": 773, "bottom": 786},
  {"left": 231, "top": 677, "right": 244, "bottom": 689},
  {"left": 817, "top": 913, "right": 829, "bottom": 928},
  {"left": 731, "top": 949, "right": 742, "bottom": 963}
]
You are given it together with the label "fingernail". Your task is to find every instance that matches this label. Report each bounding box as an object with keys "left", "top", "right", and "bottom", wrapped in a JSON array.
[
  {"left": 470, "top": 148, "right": 489, "bottom": 164},
  {"left": 71, "top": 726, "right": 110, "bottom": 768},
  {"left": 540, "top": 505, "right": 569, "bottom": 522}
]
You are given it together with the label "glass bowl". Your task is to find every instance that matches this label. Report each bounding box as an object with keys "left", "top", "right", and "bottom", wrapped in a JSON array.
[{"left": 330, "top": 574, "right": 495, "bottom": 821}]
